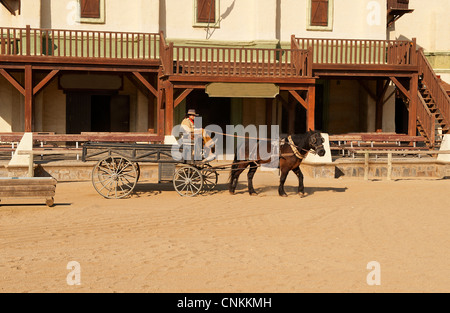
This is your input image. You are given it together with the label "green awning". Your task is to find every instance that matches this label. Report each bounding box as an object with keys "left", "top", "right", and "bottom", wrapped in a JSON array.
[{"left": 205, "top": 83, "right": 279, "bottom": 98}]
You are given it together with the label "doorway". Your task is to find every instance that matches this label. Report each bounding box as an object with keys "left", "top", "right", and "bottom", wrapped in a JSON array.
[
  {"left": 66, "top": 93, "right": 130, "bottom": 134},
  {"left": 186, "top": 90, "right": 231, "bottom": 130}
]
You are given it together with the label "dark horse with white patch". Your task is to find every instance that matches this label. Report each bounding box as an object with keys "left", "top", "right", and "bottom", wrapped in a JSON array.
[{"left": 229, "top": 130, "right": 326, "bottom": 197}]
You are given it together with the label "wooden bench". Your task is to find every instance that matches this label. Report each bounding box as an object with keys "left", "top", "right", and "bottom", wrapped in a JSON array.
[
  {"left": 329, "top": 133, "right": 428, "bottom": 157},
  {"left": 0, "top": 177, "right": 57, "bottom": 207}
]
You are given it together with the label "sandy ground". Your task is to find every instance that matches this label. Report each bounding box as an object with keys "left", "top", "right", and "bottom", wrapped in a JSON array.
[{"left": 0, "top": 171, "right": 449, "bottom": 293}]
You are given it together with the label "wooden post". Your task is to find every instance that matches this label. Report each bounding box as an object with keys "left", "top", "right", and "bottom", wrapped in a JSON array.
[
  {"left": 28, "top": 151, "right": 34, "bottom": 178},
  {"left": 387, "top": 152, "right": 392, "bottom": 181},
  {"left": 265, "top": 98, "right": 273, "bottom": 136},
  {"left": 157, "top": 69, "right": 165, "bottom": 137},
  {"left": 307, "top": 85, "right": 315, "bottom": 130},
  {"left": 24, "top": 65, "right": 33, "bottom": 132},
  {"left": 408, "top": 74, "right": 418, "bottom": 136},
  {"left": 148, "top": 94, "right": 155, "bottom": 132},
  {"left": 375, "top": 80, "right": 384, "bottom": 131},
  {"left": 411, "top": 38, "right": 417, "bottom": 66},
  {"left": 26, "top": 25, "right": 31, "bottom": 56},
  {"left": 364, "top": 152, "right": 369, "bottom": 180},
  {"left": 164, "top": 81, "right": 174, "bottom": 136},
  {"left": 376, "top": 79, "right": 390, "bottom": 132}
]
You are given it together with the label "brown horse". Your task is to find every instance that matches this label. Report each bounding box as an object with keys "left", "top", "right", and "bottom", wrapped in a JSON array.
[{"left": 229, "top": 130, "right": 326, "bottom": 197}]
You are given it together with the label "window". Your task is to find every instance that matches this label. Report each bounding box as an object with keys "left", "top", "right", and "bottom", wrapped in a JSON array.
[
  {"left": 79, "top": 0, "right": 105, "bottom": 24},
  {"left": 311, "top": 0, "right": 328, "bottom": 26},
  {"left": 80, "top": 0, "right": 100, "bottom": 19},
  {"left": 307, "top": 0, "right": 333, "bottom": 31},
  {"left": 194, "top": 0, "right": 220, "bottom": 27}
]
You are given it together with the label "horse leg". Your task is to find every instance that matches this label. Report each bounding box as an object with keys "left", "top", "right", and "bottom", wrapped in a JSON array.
[
  {"left": 292, "top": 166, "right": 306, "bottom": 197},
  {"left": 247, "top": 162, "right": 258, "bottom": 196},
  {"left": 278, "top": 167, "right": 290, "bottom": 197},
  {"left": 229, "top": 163, "right": 248, "bottom": 195}
]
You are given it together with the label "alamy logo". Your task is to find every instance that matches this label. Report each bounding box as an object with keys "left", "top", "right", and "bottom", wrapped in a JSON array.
[
  {"left": 171, "top": 118, "right": 280, "bottom": 166},
  {"left": 66, "top": 261, "right": 81, "bottom": 286},
  {"left": 367, "top": 1, "right": 381, "bottom": 26},
  {"left": 366, "top": 261, "right": 381, "bottom": 286}
]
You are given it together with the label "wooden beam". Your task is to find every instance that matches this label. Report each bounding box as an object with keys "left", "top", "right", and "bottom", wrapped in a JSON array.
[
  {"left": 174, "top": 88, "right": 193, "bottom": 108},
  {"left": 157, "top": 70, "right": 165, "bottom": 137},
  {"left": 390, "top": 76, "right": 411, "bottom": 101},
  {"left": 148, "top": 96, "right": 155, "bottom": 133},
  {"left": 164, "top": 81, "right": 174, "bottom": 136},
  {"left": 266, "top": 98, "right": 273, "bottom": 136},
  {"left": 0, "top": 68, "right": 25, "bottom": 95},
  {"left": 408, "top": 74, "right": 418, "bottom": 136},
  {"left": 0, "top": 0, "right": 16, "bottom": 15},
  {"left": 24, "top": 65, "right": 33, "bottom": 132},
  {"left": 132, "top": 71, "right": 158, "bottom": 97},
  {"left": 289, "top": 90, "right": 308, "bottom": 110},
  {"left": 307, "top": 85, "right": 316, "bottom": 131},
  {"left": 376, "top": 79, "right": 390, "bottom": 131},
  {"left": 33, "top": 70, "right": 59, "bottom": 95}
]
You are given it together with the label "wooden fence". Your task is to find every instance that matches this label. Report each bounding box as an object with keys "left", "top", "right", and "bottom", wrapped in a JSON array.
[
  {"left": 418, "top": 49, "right": 450, "bottom": 128},
  {"left": 0, "top": 26, "right": 160, "bottom": 61},
  {"left": 294, "top": 37, "right": 416, "bottom": 66},
  {"left": 169, "top": 45, "right": 311, "bottom": 78}
]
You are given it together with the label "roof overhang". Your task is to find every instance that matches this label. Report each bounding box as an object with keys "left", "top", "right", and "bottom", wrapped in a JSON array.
[{"left": 0, "top": 0, "right": 20, "bottom": 16}]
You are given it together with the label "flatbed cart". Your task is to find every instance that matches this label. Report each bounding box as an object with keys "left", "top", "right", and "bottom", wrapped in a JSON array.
[{"left": 81, "top": 142, "right": 219, "bottom": 199}]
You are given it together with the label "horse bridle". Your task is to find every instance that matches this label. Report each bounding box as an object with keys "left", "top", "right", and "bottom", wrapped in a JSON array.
[
  {"left": 281, "top": 134, "right": 324, "bottom": 159},
  {"left": 309, "top": 135, "right": 325, "bottom": 154}
]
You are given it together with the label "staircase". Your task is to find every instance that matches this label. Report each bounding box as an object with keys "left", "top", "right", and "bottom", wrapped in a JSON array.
[{"left": 415, "top": 49, "right": 450, "bottom": 148}]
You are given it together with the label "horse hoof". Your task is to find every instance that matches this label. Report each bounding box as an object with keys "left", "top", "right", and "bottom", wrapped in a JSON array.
[
  {"left": 249, "top": 192, "right": 258, "bottom": 196},
  {"left": 299, "top": 193, "right": 307, "bottom": 198},
  {"left": 229, "top": 191, "right": 235, "bottom": 195},
  {"left": 279, "top": 193, "right": 288, "bottom": 197}
]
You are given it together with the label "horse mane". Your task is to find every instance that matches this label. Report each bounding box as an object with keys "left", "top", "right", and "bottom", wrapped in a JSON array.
[{"left": 285, "top": 131, "right": 316, "bottom": 151}]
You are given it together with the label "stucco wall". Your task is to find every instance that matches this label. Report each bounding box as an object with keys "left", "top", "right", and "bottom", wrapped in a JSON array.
[
  {"left": 389, "top": 0, "right": 450, "bottom": 82},
  {"left": 389, "top": 0, "right": 450, "bottom": 52},
  {"left": 281, "top": 0, "right": 387, "bottom": 40},
  {"left": 164, "top": 0, "right": 388, "bottom": 44},
  {"left": 42, "top": 79, "right": 66, "bottom": 134},
  {"left": 0, "top": 76, "right": 14, "bottom": 132}
]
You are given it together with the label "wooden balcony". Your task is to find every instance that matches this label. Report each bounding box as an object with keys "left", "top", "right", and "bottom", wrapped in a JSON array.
[
  {"left": 294, "top": 37, "right": 418, "bottom": 77},
  {"left": 0, "top": 25, "right": 161, "bottom": 71},
  {"left": 387, "top": 0, "right": 414, "bottom": 27},
  {"left": 0, "top": 25, "right": 422, "bottom": 81}
]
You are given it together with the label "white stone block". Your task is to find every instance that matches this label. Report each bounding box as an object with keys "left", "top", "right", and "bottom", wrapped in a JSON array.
[
  {"left": 437, "top": 134, "right": 450, "bottom": 163},
  {"left": 8, "top": 133, "right": 33, "bottom": 167}
]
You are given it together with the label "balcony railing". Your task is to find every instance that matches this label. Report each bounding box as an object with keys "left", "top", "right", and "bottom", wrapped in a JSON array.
[
  {"left": 418, "top": 49, "right": 450, "bottom": 126},
  {"left": 294, "top": 37, "right": 416, "bottom": 66},
  {"left": 0, "top": 26, "right": 160, "bottom": 62},
  {"left": 168, "top": 45, "right": 312, "bottom": 78}
]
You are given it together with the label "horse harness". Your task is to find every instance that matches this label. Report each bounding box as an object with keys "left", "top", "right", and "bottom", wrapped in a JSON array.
[{"left": 280, "top": 136, "right": 309, "bottom": 160}]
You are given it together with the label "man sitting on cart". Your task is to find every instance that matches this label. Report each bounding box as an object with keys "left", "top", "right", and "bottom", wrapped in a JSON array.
[{"left": 181, "top": 109, "right": 215, "bottom": 162}]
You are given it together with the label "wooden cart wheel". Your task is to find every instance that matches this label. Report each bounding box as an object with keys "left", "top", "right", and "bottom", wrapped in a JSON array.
[
  {"left": 173, "top": 165, "right": 203, "bottom": 197},
  {"left": 201, "top": 165, "right": 218, "bottom": 193},
  {"left": 92, "top": 156, "right": 138, "bottom": 199}
]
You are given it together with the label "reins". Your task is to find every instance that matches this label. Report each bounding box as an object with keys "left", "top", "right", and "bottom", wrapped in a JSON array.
[{"left": 200, "top": 130, "right": 321, "bottom": 161}]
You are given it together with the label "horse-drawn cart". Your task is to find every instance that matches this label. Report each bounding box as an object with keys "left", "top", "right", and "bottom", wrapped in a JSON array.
[{"left": 81, "top": 142, "right": 219, "bottom": 198}]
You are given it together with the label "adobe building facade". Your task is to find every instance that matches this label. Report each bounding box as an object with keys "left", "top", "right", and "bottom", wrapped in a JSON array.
[{"left": 0, "top": 0, "right": 448, "bottom": 138}]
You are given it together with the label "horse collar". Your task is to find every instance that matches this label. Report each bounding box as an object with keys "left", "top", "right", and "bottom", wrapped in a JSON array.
[{"left": 288, "top": 135, "right": 306, "bottom": 159}]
